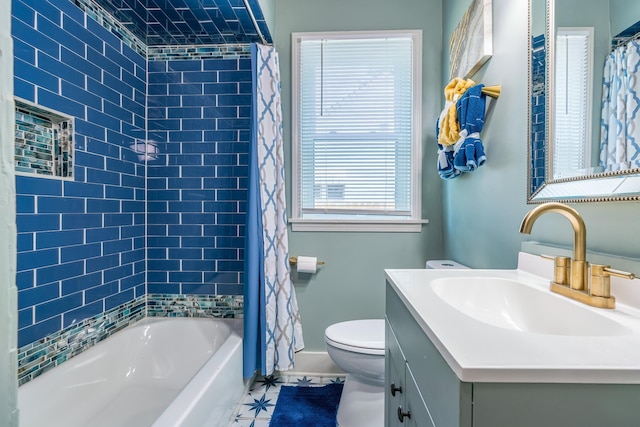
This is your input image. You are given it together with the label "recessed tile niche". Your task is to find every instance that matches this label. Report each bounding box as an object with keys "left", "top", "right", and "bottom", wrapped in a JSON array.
[{"left": 14, "top": 99, "right": 74, "bottom": 179}]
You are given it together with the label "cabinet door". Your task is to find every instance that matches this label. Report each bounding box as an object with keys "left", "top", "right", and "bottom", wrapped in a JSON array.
[
  {"left": 386, "top": 285, "right": 472, "bottom": 427},
  {"left": 386, "top": 320, "right": 406, "bottom": 427},
  {"left": 403, "top": 365, "right": 435, "bottom": 427}
]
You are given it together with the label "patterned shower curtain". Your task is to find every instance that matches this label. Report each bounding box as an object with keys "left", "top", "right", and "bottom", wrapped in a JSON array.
[
  {"left": 600, "top": 39, "right": 640, "bottom": 171},
  {"left": 243, "top": 43, "right": 304, "bottom": 378}
]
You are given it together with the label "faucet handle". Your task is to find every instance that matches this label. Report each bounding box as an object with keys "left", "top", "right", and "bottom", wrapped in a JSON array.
[
  {"left": 541, "top": 254, "right": 571, "bottom": 286},
  {"left": 590, "top": 264, "right": 636, "bottom": 299},
  {"left": 602, "top": 267, "right": 635, "bottom": 280}
]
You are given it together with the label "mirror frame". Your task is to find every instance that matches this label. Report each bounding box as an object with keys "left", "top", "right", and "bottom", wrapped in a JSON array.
[{"left": 527, "top": 0, "right": 640, "bottom": 203}]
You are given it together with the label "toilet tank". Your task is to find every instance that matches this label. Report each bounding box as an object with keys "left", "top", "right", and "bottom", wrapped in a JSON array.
[{"left": 425, "top": 260, "right": 469, "bottom": 269}]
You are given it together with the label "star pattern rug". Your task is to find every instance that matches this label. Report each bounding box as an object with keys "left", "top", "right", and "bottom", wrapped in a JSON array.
[{"left": 230, "top": 373, "right": 346, "bottom": 427}]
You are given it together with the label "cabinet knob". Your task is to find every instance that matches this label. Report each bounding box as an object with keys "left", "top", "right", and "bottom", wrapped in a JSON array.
[
  {"left": 390, "top": 382, "right": 403, "bottom": 396},
  {"left": 397, "top": 406, "right": 411, "bottom": 422}
]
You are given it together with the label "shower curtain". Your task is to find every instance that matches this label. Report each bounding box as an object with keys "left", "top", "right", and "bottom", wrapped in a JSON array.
[
  {"left": 243, "top": 43, "right": 304, "bottom": 378},
  {"left": 600, "top": 39, "right": 640, "bottom": 171}
]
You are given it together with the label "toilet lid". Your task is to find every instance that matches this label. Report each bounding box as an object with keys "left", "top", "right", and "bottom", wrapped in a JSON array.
[{"left": 325, "top": 319, "right": 385, "bottom": 355}]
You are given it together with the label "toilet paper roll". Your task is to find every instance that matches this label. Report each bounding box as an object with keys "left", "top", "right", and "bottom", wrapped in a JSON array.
[{"left": 296, "top": 256, "right": 317, "bottom": 274}]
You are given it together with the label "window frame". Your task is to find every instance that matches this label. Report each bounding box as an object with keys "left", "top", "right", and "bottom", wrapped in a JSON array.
[
  {"left": 552, "top": 27, "right": 594, "bottom": 179},
  {"left": 290, "top": 30, "right": 425, "bottom": 232}
]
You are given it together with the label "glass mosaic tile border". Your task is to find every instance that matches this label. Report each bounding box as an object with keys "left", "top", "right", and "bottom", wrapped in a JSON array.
[
  {"left": 147, "top": 44, "right": 252, "bottom": 61},
  {"left": 15, "top": 100, "right": 74, "bottom": 178},
  {"left": 147, "top": 294, "right": 244, "bottom": 318},
  {"left": 17, "top": 295, "right": 146, "bottom": 386},
  {"left": 73, "top": 0, "right": 147, "bottom": 56}
]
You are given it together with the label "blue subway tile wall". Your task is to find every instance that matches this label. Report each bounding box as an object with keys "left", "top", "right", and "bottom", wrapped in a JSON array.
[
  {"left": 530, "top": 34, "right": 547, "bottom": 195},
  {"left": 91, "top": 0, "right": 271, "bottom": 46},
  {"left": 147, "top": 55, "right": 250, "bottom": 297},
  {"left": 13, "top": 0, "right": 147, "bottom": 348},
  {"left": 72, "top": 0, "right": 147, "bottom": 56}
]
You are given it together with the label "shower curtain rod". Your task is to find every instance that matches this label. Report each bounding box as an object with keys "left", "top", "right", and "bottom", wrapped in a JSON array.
[
  {"left": 242, "top": 0, "right": 269, "bottom": 46},
  {"left": 611, "top": 31, "right": 640, "bottom": 51}
]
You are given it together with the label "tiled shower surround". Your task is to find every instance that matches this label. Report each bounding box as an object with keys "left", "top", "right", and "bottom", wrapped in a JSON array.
[
  {"left": 13, "top": 0, "right": 251, "bottom": 381},
  {"left": 14, "top": 0, "right": 148, "bottom": 348}
]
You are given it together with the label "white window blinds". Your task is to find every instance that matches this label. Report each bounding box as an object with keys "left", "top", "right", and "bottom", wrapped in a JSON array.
[
  {"left": 553, "top": 28, "right": 593, "bottom": 178},
  {"left": 292, "top": 31, "right": 421, "bottom": 229}
]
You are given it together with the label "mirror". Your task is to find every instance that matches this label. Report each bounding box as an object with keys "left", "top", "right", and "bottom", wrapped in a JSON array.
[{"left": 528, "top": 0, "right": 640, "bottom": 202}]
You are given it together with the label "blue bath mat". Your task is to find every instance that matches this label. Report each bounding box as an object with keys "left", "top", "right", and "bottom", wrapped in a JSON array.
[{"left": 269, "top": 383, "right": 343, "bottom": 426}]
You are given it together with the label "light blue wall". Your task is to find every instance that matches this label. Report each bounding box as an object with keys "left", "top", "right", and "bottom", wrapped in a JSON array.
[
  {"left": 610, "top": 0, "right": 640, "bottom": 35},
  {"left": 531, "top": 0, "right": 546, "bottom": 37},
  {"left": 274, "top": 0, "right": 444, "bottom": 350},
  {"left": 442, "top": 0, "right": 640, "bottom": 270},
  {"left": 257, "top": 0, "right": 275, "bottom": 36}
]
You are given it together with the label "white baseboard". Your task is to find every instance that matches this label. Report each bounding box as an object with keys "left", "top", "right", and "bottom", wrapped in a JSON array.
[{"left": 290, "top": 351, "right": 344, "bottom": 376}]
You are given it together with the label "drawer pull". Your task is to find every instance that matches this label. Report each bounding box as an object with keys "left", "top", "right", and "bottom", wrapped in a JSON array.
[
  {"left": 390, "top": 382, "right": 403, "bottom": 396},
  {"left": 397, "top": 406, "right": 411, "bottom": 422}
]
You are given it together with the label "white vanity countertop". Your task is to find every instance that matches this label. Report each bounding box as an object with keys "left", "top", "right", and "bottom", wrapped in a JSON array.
[{"left": 385, "top": 252, "right": 640, "bottom": 384}]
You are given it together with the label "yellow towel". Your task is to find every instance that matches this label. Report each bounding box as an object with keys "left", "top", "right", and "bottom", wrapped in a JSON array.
[{"left": 438, "top": 78, "right": 475, "bottom": 146}]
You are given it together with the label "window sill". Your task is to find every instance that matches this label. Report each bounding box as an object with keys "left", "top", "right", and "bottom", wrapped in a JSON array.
[{"left": 288, "top": 218, "right": 429, "bottom": 232}]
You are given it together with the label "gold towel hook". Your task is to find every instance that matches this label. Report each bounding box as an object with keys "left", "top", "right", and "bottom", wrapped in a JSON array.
[{"left": 481, "top": 85, "right": 501, "bottom": 99}]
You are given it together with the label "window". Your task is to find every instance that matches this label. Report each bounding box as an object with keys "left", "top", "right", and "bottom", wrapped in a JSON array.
[
  {"left": 291, "top": 30, "right": 423, "bottom": 232},
  {"left": 553, "top": 27, "right": 593, "bottom": 179}
]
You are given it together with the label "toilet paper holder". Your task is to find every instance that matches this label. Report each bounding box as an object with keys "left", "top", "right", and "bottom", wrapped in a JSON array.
[{"left": 289, "top": 256, "right": 325, "bottom": 266}]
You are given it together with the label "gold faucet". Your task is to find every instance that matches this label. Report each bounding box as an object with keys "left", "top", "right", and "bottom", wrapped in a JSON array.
[
  {"left": 519, "top": 202, "right": 635, "bottom": 309},
  {"left": 520, "top": 203, "right": 588, "bottom": 290}
]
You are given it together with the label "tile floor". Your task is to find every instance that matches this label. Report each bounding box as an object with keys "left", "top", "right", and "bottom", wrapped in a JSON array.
[{"left": 229, "top": 373, "right": 346, "bottom": 426}]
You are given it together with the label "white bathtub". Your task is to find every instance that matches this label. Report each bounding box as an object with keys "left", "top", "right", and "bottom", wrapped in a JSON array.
[{"left": 19, "top": 317, "right": 246, "bottom": 427}]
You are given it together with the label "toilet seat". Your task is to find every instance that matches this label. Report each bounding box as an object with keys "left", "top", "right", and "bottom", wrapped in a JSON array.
[{"left": 324, "top": 319, "right": 385, "bottom": 356}]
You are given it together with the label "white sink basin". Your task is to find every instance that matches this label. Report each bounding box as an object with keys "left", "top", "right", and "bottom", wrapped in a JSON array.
[
  {"left": 431, "top": 277, "right": 632, "bottom": 336},
  {"left": 385, "top": 253, "right": 640, "bottom": 383}
]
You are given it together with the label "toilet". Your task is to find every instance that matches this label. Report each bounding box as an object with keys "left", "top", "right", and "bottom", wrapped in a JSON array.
[
  {"left": 325, "top": 319, "right": 385, "bottom": 427},
  {"left": 325, "top": 260, "right": 467, "bottom": 427}
]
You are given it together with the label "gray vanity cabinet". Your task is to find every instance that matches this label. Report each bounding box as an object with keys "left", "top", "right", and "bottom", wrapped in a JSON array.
[
  {"left": 385, "top": 283, "right": 640, "bottom": 427},
  {"left": 385, "top": 325, "right": 406, "bottom": 427},
  {"left": 386, "top": 285, "right": 472, "bottom": 427},
  {"left": 386, "top": 320, "right": 434, "bottom": 427}
]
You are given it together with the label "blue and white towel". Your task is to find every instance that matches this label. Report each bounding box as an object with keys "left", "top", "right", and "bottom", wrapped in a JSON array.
[
  {"left": 436, "top": 111, "right": 461, "bottom": 180},
  {"left": 453, "top": 84, "right": 487, "bottom": 172}
]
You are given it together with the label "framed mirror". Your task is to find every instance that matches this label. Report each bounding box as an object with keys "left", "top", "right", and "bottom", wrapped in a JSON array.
[{"left": 527, "top": 0, "right": 640, "bottom": 203}]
